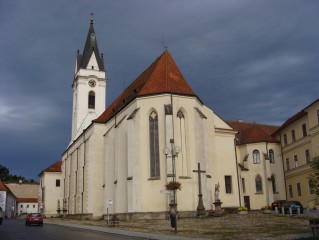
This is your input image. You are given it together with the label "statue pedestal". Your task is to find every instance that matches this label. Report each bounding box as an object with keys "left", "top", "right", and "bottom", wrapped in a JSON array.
[{"left": 213, "top": 200, "right": 222, "bottom": 211}]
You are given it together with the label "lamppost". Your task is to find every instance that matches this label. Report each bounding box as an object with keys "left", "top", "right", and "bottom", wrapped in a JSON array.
[{"left": 164, "top": 139, "right": 180, "bottom": 232}]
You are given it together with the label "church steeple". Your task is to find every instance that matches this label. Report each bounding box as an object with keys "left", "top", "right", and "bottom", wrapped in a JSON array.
[
  {"left": 76, "top": 14, "right": 105, "bottom": 73},
  {"left": 71, "top": 14, "right": 106, "bottom": 142}
]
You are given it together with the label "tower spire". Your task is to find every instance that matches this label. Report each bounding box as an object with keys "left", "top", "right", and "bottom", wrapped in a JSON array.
[{"left": 90, "top": 13, "right": 94, "bottom": 24}]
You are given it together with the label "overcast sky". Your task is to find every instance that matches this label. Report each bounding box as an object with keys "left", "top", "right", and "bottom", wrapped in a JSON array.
[{"left": 0, "top": 0, "right": 318, "bottom": 180}]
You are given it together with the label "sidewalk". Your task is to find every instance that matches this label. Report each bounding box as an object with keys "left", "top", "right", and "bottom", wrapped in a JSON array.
[
  {"left": 45, "top": 212, "right": 314, "bottom": 240},
  {"left": 45, "top": 219, "right": 205, "bottom": 240}
]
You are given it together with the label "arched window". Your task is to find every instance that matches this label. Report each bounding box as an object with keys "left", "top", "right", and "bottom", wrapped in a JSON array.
[
  {"left": 253, "top": 150, "right": 260, "bottom": 164},
  {"left": 177, "top": 110, "right": 188, "bottom": 176},
  {"left": 88, "top": 91, "right": 95, "bottom": 109},
  {"left": 255, "top": 175, "right": 263, "bottom": 193},
  {"left": 269, "top": 149, "right": 275, "bottom": 163},
  {"left": 149, "top": 111, "right": 160, "bottom": 177},
  {"left": 271, "top": 175, "right": 276, "bottom": 193}
]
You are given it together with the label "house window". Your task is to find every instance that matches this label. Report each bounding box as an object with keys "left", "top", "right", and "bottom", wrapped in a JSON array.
[
  {"left": 271, "top": 175, "right": 276, "bottom": 193},
  {"left": 88, "top": 91, "right": 95, "bottom": 109},
  {"left": 253, "top": 150, "right": 260, "bottom": 164},
  {"left": 286, "top": 158, "right": 290, "bottom": 170},
  {"left": 242, "top": 178, "right": 246, "bottom": 194},
  {"left": 56, "top": 179, "right": 60, "bottom": 187},
  {"left": 149, "top": 111, "right": 160, "bottom": 177},
  {"left": 309, "top": 180, "right": 315, "bottom": 195},
  {"left": 297, "top": 183, "right": 302, "bottom": 197},
  {"left": 20, "top": 204, "right": 23, "bottom": 208},
  {"left": 269, "top": 149, "right": 275, "bottom": 163},
  {"left": 255, "top": 175, "right": 263, "bottom": 193},
  {"left": 288, "top": 185, "right": 293, "bottom": 198},
  {"left": 283, "top": 134, "right": 287, "bottom": 146},
  {"left": 33, "top": 205, "right": 35, "bottom": 208},
  {"left": 225, "top": 176, "right": 232, "bottom": 193},
  {"left": 305, "top": 149, "right": 310, "bottom": 164},
  {"left": 27, "top": 205, "right": 29, "bottom": 208},
  {"left": 302, "top": 124, "right": 307, "bottom": 137},
  {"left": 294, "top": 155, "right": 298, "bottom": 168},
  {"left": 291, "top": 130, "right": 296, "bottom": 142}
]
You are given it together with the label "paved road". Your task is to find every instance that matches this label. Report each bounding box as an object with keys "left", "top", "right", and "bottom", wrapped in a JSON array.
[{"left": 0, "top": 219, "right": 143, "bottom": 240}]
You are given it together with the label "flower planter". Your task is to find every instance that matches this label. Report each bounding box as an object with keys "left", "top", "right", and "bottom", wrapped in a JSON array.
[{"left": 238, "top": 210, "right": 248, "bottom": 215}]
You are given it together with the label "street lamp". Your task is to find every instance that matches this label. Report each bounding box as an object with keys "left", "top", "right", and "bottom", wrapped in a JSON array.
[{"left": 164, "top": 139, "right": 180, "bottom": 232}]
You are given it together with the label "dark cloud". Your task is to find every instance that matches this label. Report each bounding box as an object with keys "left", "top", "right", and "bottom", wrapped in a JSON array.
[{"left": 0, "top": 0, "right": 318, "bottom": 179}]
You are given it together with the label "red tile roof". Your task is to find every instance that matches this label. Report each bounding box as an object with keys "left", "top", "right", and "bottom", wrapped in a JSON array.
[
  {"left": 94, "top": 50, "right": 198, "bottom": 124},
  {"left": 38, "top": 161, "right": 62, "bottom": 176},
  {"left": 272, "top": 111, "right": 307, "bottom": 135},
  {"left": 16, "top": 198, "right": 38, "bottom": 203},
  {"left": 0, "top": 181, "right": 7, "bottom": 191},
  {"left": 226, "top": 120, "right": 279, "bottom": 145}
]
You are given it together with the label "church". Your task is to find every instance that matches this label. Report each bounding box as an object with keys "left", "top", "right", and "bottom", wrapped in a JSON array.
[{"left": 39, "top": 16, "right": 287, "bottom": 219}]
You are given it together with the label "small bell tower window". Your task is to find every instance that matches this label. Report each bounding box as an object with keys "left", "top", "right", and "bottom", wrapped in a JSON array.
[{"left": 88, "top": 91, "right": 95, "bottom": 109}]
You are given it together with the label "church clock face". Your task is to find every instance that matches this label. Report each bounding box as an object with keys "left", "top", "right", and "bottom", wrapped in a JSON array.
[{"left": 88, "top": 80, "right": 96, "bottom": 87}]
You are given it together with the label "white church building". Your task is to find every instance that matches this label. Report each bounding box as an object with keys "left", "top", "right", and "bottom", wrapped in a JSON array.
[{"left": 40, "top": 17, "right": 286, "bottom": 219}]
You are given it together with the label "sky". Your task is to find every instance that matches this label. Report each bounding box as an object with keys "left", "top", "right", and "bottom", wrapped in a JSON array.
[{"left": 0, "top": 0, "right": 318, "bottom": 180}]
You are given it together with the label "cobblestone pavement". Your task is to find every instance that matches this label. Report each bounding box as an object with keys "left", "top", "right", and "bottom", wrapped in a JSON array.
[{"left": 46, "top": 212, "right": 315, "bottom": 240}]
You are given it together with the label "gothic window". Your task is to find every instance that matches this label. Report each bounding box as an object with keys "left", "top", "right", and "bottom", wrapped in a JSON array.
[
  {"left": 269, "top": 149, "right": 275, "bottom": 163},
  {"left": 149, "top": 111, "right": 160, "bottom": 177},
  {"left": 271, "top": 175, "right": 276, "bottom": 193},
  {"left": 253, "top": 150, "right": 260, "bottom": 164},
  {"left": 177, "top": 110, "right": 188, "bottom": 176},
  {"left": 255, "top": 175, "right": 262, "bottom": 193},
  {"left": 88, "top": 91, "right": 95, "bottom": 109}
]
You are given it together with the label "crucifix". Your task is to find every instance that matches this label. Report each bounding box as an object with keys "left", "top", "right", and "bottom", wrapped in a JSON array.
[{"left": 193, "top": 162, "right": 206, "bottom": 216}]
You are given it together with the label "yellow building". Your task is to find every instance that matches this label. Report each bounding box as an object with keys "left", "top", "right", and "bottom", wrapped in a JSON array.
[{"left": 273, "top": 99, "right": 319, "bottom": 208}]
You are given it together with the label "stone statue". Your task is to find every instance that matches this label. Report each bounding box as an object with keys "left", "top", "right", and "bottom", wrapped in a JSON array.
[{"left": 214, "top": 183, "right": 220, "bottom": 202}]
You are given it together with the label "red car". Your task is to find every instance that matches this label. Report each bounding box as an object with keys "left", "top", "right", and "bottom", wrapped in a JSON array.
[{"left": 25, "top": 213, "right": 43, "bottom": 226}]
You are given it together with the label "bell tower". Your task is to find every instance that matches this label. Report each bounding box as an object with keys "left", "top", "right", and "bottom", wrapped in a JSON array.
[{"left": 71, "top": 14, "right": 106, "bottom": 141}]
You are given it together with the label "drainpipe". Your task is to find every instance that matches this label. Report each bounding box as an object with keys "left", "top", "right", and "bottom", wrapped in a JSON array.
[{"left": 234, "top": 137, "right": 241, "bottom": 206}]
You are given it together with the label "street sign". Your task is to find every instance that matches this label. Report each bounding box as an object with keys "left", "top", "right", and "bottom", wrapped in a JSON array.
[{"left": 160, "top": 189, "right": 173, "bottom": 195}]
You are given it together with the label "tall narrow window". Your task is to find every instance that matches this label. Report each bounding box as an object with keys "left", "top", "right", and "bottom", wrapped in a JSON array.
[
  {"left": 286, "top": 158, "right": 290, "bottom": 170},
  {"left": 288, "top": 185, "right": 293, "bottom": 198},
  {"left": 255, "top": 175, "right": 263, "bottom": 193},
  {"left": 302, "top": 124, "right": 307, "bottom": 137},
  {"left": 253, "top": 150, "right": 260, "bottom": 164},
  {"left": 56, "top": 179, "right": 60, "bottom": 187},
  {"left": 297, "top": 183, "right": 302, "bottom": 196},
  {"left": 149, "top": 111, "right": 160, "bottom": 177},
  {"left": 283, "top": 134, "right": 287, "bottom": 146},
  {"left": 242, "top": 178, "right": 246, "bottom": 194},
  {"left": 225, "top": 176, "right": 232, "bottom": 193},
  {"left": 88, "top": 91, "right": 95, "bottom": 109},
  {"left": 305, "top": 149, "right": 310, "bottom": 164},
  {"left": 177, "top": 110, "right": 188, "bottom": 176},
  {"left": 309, "top": 180, "right": 315, "bottom": 195},
  {"left": 294, "top": 155, "right": 298, "bottom": 168},
  {"left": 291, "top": 130, "right": 296, "bottom": 142},
  {"left": 271, "top": 175, "right": 276, "bottom": 193},
  {"left": 269, "top": 149, "right": 275, "bottom": 163}
]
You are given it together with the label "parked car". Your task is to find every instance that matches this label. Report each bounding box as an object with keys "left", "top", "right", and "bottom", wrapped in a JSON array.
[
  {"left": 25, "top": 213, "right": 43, "bottom": 226},
  {"left": 271, "top": 200, "right": 286, "bottom": 212},
  {"left": 0, "top": 207, "right": 3, "bottom": 225},
  {"left": 282, "top": 201, "right": 304, "bottom": 214}
]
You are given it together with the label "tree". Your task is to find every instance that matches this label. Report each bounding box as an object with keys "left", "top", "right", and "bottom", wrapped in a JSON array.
[
  {"left": 0, "top": 164, "right": 29, "bottom": 183},
  {"left": 309, "top": 157, "right": 319, "bottom": 196}
]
